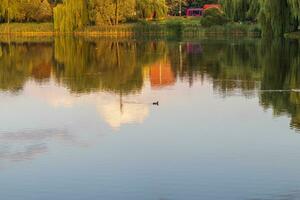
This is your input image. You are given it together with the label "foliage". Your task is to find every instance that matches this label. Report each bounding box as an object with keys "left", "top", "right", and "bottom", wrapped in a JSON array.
[
  {"left": 0, "top": 0, "right": 52, "bottom": 23},
  {"left": 136, "top": 0, "right": 168, "bottom": 19},
  {"left": 21, "top": 0, "right": 52, "bottom": 22},
  {"left": 0, "top": 0, "right": 298, "bottom": 36},
  {"left": 220, "top": 0, "right": 299, "bottom": 36},
  {"left": 288, "top": 0, "right": 300, "bottom": 20},
  {"left": 258, "top": 0, "right": 296, "bottom": 37},
  {"left": 53, "top": 0, "right": 89, "bottom": 32},
  {"left": 166, "top": 0, "right": 187, "bottom": 16},
  {"left": 200, "top": 8, "right": 228, "bottom": 27},
  {"left": 88, "top": 0, "right": 135, "bottom": 25},
  {"left": 166, "top": 0, "right": 219, "bottom": 16},
  {"left": 220, "top": 0, "right": 259, "bottom": 21}
]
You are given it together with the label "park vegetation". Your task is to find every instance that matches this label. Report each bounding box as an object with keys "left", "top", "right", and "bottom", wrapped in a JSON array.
[{"left": 0, "top": 0, "right": 299, "bottom": 37}]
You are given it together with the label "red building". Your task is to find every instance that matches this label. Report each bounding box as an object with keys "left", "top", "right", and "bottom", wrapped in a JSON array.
[
  {"left": 186, "top": 8, "right": 203, "bottom": 17},
  {"left": 186, "top": 4, "right": 221, "bottom": 17}
]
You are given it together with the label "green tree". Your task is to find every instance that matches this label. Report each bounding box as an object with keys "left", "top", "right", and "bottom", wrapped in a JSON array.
[
  {"left": 0, "top": 0, "right": 52, "bottom": 23},
  {"left": 220, "top": 0, "right": 299, "bottom": 36},
  {"left": 258, "top": 0, "right": 296, "bottom": 37},
  {"left": 220, "top": 0, "right": 259, "bottom": 21},
  {"left": 19, "top": 0, "right": 52, "bottom": 22},
  {"left": 88, "top": 0, "right": 135, "bottom": 25},
  {"left": 54, "top": 0, "right": 89, "bottom": 32}
]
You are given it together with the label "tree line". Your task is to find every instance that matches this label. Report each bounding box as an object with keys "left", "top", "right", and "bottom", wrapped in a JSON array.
[{"left": 0, "top": 0, "right": 299, "bottom": 36}]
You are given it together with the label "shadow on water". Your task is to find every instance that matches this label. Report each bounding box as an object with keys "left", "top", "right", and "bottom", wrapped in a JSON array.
[{"left": 0, "top": 36, "right": 299, "bottom": 130}]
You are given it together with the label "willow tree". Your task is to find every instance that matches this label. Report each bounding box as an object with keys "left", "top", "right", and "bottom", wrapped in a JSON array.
[
  {"left": 258, "top": 0, "right": 296, "bottom": 37},
  {"left": 136, "top": 0, "right": 168, "bottom": 19},
  {"left": 247, "top": 0, "right": 260, "bottom": 20},
  {"left": 54, "top": 0, "right": 89, "bottom": 32},
  {"left": 220, "top": 0, "right": 259, "bottom": 21},
  {"left": 221, "top": 0, "right": 298, "bottom": 36}
]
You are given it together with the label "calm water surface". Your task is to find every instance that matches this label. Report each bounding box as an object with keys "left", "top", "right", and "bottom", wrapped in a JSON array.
[{"left": 0, "top": 37, "right": 300, "bottom": 200}]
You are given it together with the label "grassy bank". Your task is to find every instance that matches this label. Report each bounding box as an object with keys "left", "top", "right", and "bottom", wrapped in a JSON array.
[
  {"left": 83, "top": 19, "right": 261, "bottom": 37},
  {"left": 0, "top": 23, "right": 54, "bottom": 36},
  {"left": 0, "top": 19, "right": 261, "bottom": 37},
  {"left": 285, "top": 32, "right": 300, "bottom": 39}
]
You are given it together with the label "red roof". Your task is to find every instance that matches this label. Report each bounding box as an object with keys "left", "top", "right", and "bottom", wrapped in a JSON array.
[{"left": 203, "top": 4, "right": 221, "bottom": 10}]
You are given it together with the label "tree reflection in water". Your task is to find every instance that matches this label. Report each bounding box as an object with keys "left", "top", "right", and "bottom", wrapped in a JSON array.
[{"left": 0, "top": 37, "right": 299, "bottom": 130}]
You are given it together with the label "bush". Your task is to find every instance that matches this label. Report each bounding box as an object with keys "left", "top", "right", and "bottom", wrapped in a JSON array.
[{"left": 200, "top": 8, "right": 228, "bottom": 27}]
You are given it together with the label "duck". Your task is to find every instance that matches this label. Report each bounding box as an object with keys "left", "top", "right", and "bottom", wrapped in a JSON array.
[{"left": 153, "top": 101, "right": 159, "bottom": 106}]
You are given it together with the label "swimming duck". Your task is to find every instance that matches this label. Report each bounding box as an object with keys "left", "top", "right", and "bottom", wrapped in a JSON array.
[{"left": 153, "top": 101, "right": 159, "bottom": 106}]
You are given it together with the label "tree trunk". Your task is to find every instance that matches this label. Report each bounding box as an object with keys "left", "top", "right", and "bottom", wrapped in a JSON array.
[
  {"left": 115, "top": 0, "right": 119, "bottom": 25},
  {"left": 6, "top": 8, "right": 10, "bottom": 33}
]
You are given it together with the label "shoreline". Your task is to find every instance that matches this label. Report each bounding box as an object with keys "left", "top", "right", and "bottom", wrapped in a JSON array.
[
  {"left": 0, "top": 22, "right": 261, "bottom": 38},
  {"left": 0, "top": 22, "right": 297, "bottom": 39}
]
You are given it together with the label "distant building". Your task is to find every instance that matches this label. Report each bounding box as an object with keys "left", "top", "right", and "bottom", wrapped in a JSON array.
[
  {"left": 186, "top": 8, "right": 203, "bottom": 17},
  {"left": 186, "top": 4, "right": 221, "bottom": 17}
]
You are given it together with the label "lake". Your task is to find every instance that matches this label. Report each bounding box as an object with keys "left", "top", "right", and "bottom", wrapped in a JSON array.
[{"left": 0, "top": 36, "right": 300, "bottom": 200}]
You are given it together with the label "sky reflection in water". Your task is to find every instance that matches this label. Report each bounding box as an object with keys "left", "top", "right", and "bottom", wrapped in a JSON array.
[{"left": 0, "top": 37, "right": 300, "bottom": 200}]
